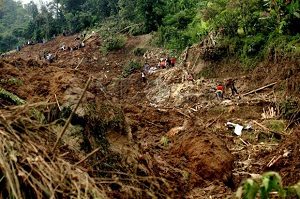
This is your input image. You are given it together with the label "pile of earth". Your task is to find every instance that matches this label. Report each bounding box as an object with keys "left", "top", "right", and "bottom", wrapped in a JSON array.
[{"left": 1, "top": 32, "right": 300, "bottom": 198}]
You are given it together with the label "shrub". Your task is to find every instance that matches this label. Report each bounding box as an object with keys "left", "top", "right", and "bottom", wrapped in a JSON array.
[
  {"left": 133, "top": 47, "right": 147, "bottom": 56},
  {"left": 160, "top": 136, "right": 169, "bottom": 147},
  {"left": 197, "top": 65, "right": 216, "bottom": 78},
  {"left": 102, "top": 34, "right": 126, "bottom": 53},
  {"left": 0, "top": 77, "right": 23, "bottom": 86},
  {"left": 241, "top": 34, "right": 266, "bottom": 58},
  {"left": 263, "top": 33, "right": 300, "bottom": 60},
  {"left": 263, "top": 120, "right": 286, "bottom": 133},
  {"left": 122, "top": 60, "right": 142, "bottom": 77},
  {"left": 236, "top": 172, "right": 300, "bottom": 199},
  {"left": 239, "top": 34, "right": 266, "bottom": 69},
  {"left": 279, "top": 98, "right": 300, "bottom": 120}
]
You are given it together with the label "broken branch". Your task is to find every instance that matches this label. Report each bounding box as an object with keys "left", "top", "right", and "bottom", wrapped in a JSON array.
[
  {"left": 52, "top": 77, "right": 92, "bottom": 154},
  {"left": 206, "top": 112, "right": 223, "bottom": 128},
  {"left": 54, "top": 94, "right": 61, "bottom": 111},
  {"left": 242, "top": 82, "right": 277, "bottom": 96},
  {"left": 74, "top": 57, "right": 84, "bottom": 70},
  {"left": 74, "top": 147, "right": 100, "bottom": 166}
]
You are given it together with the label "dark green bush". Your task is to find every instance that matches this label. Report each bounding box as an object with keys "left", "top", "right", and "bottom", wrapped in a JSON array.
[
  {"left": 197, "top": 65, "right": 216, "bottom": 78},
  {"left": 122, "top": 60, "right": 142, "bottom": 77},
  {"left": 241, "top": 34, "right": 266, "bottom": 58},
  {"left": 102, "top": 35, "right": 126, "bottom": 53},
  {"left": 133, "top": 47, "right": 147, "bottom": 56},
  {"left": 279, "top": 98, "right": 300, "bottom": 120}
]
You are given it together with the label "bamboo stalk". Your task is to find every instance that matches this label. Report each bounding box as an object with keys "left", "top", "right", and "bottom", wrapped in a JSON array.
[
  {"left": 54, "top": 94, "right": 62, "bottom": 111},
  {"left": 52, "top": 77, "right": 92, "bottom": 154},
  {"left": 242, "top": 82, "right": 277, "bottom": 96}
]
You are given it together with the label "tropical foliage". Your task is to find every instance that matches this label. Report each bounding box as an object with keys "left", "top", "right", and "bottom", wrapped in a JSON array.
[
  {"left": 236, "top": 172, "right": 300, "bottom": 199},
  {"left": 0, "top": 0, "right": 299, "bottom": 64},
  {"left": 0, "top": 0, "right": 30, "bottom": 52}
]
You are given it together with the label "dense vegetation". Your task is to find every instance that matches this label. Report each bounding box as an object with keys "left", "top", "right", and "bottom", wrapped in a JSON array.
[
  {"left": 0, "top": 0, "right": 30, "bottom": 52},
  {"left": 0, "top": 0, "right": 299, "bottom": 65}
]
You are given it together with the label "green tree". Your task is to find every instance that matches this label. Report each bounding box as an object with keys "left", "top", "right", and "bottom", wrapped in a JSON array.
[
  {"left": 0, "top": 0, "right": 30, "bottom": 52},
  {"left": 136, "top": 0, "right": 164, "bottom": 32}
]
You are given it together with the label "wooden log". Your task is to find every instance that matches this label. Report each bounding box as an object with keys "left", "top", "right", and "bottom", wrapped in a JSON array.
[
  {"left": 0, "top": 87, "right": 25, "bottom": 105},
  {"left": 205, "top": 112, "right": 223, "bottom": 128},
  {"left": 52, "top": 77, "right": 92, "bottom": 154},
  {"left": 74, "top": 57, "right": 84, "bottom": 70},
  {"left": 242, "top": 82, "right": 277, "bottom": 96}
]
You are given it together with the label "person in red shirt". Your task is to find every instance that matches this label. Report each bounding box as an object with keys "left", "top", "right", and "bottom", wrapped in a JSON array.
[
  {"left": 170, "top": 57, "right": 176, "bottom": 67},
  {"left": 216, "top": 83, "right": 224, "bottom": 100}
]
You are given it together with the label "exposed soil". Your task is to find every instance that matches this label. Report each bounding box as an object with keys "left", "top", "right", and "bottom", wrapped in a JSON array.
[
  {"left": 0, "top": 32, "right": 299, "bottom": 198},
  {"left": 253, "top": 128, "right": 300, "bottom": 186}
]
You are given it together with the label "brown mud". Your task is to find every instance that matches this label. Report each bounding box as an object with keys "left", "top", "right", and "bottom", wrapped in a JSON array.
[{"left": 0, "top": 33, "right": 299, "bottom": 198}]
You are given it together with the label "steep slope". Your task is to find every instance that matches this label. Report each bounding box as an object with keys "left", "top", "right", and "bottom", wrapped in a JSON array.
[{"left": 0, "top": 32, "right": 299, "bottom": 198}]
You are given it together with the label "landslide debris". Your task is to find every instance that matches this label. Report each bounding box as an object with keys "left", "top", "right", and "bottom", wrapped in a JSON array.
[
  {"left": 171, "top": 130, "right": 234, "bottom": 186},
  {"left": 0, "top": 33, "right": 299, "bottom": 198}
]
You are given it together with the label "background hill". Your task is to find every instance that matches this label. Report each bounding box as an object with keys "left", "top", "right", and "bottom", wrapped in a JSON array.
[
  {"left": 0, "top": 0, "right": 299, "bottom": 198},
  {"left": 1, "top": 0, "right": 299, "bottom": 66}
]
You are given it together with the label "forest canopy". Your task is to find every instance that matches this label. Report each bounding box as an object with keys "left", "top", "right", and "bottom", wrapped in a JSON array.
[{"left": 0, "top": 0, "right": 299, "bottom": 63}]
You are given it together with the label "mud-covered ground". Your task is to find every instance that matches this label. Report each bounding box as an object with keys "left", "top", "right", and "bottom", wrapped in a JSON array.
[{"left": 0, "top": 33, "right": 299, "bottom": 198}]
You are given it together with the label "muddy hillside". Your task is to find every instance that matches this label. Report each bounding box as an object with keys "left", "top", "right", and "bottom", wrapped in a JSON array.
[{"left": 0, "top": 33, "right": 299, "bottom": 198}]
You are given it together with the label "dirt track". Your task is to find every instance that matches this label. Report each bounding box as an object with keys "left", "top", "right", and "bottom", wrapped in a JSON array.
[{"left": 1, "top": 33, "right": 299, "bottom": 198}]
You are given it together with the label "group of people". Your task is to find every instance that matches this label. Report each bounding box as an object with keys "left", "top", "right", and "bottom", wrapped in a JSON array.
[
  {"left": 41, "top": 51, "right": 55, "bottom": 63},
  {"left": 140, "top": 56, "right": 239, "bottom": 101},
  {"left": 158, "top": 57, "right": 176, "bottom": 69},
  {"left": 15, "top": 30, "right": 86, "bottom": 58},
  {"left": 16, "top": 39, "right": 44, "bottom": 52},
  {"left": 41, "top": 33, "right": 86, "bottom": 63},
  {"left": 60, "top": 32, "right": 86, "bottom": 52},
  {"left": 60, "top": 41, "right": 85, "bottom": 52},
  {"left": 141, "top": 56, "right": 177, "bottom": 83},
  {"left": 216, "top": 78, "right": 239, "bottom": 100}
]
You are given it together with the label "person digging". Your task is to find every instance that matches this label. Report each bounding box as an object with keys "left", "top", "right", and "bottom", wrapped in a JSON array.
[{"left": 225, "top": 78, "right": 238, "bottom": 97}]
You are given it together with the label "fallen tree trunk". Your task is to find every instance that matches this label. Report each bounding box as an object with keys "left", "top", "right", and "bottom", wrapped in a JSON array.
[
  {"left": 242, "top": 82, "right": 277, "bottom": 96},
  {"left": 0, "top": 87, "right": 25, "bottom": 105}
]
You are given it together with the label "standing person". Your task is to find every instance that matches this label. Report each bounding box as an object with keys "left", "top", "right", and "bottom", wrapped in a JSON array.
[
  {"left": 216, "top": 83, "right": 224, "bottom": 100},
  {"left": 170, "top": 57, "right": 176, "bottom": 67},
  {"left": 225, "top": 78, "right": 238, "bottom": 96},
  {"left": 141, "top": 72, "right": 146, "bottom": 83},
  {"left": 46, "top": 53, "right": 54, "bottom": 63},
  {"left": 143, "top": 62, "right": 150, "bottom": 73},
  {"left": 159, "top": 58, "right": 166, "bottom": 69},
  {"left": 79, "top": 41, "right": 85, "bottom": 48},
  {"left": 166, "top": 57, "right": 171, "bottom": 67}
]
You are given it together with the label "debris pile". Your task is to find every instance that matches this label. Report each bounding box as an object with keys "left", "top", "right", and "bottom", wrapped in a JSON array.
[{"left": 0, "top": 32, "right": 299, "bottom": 198}]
